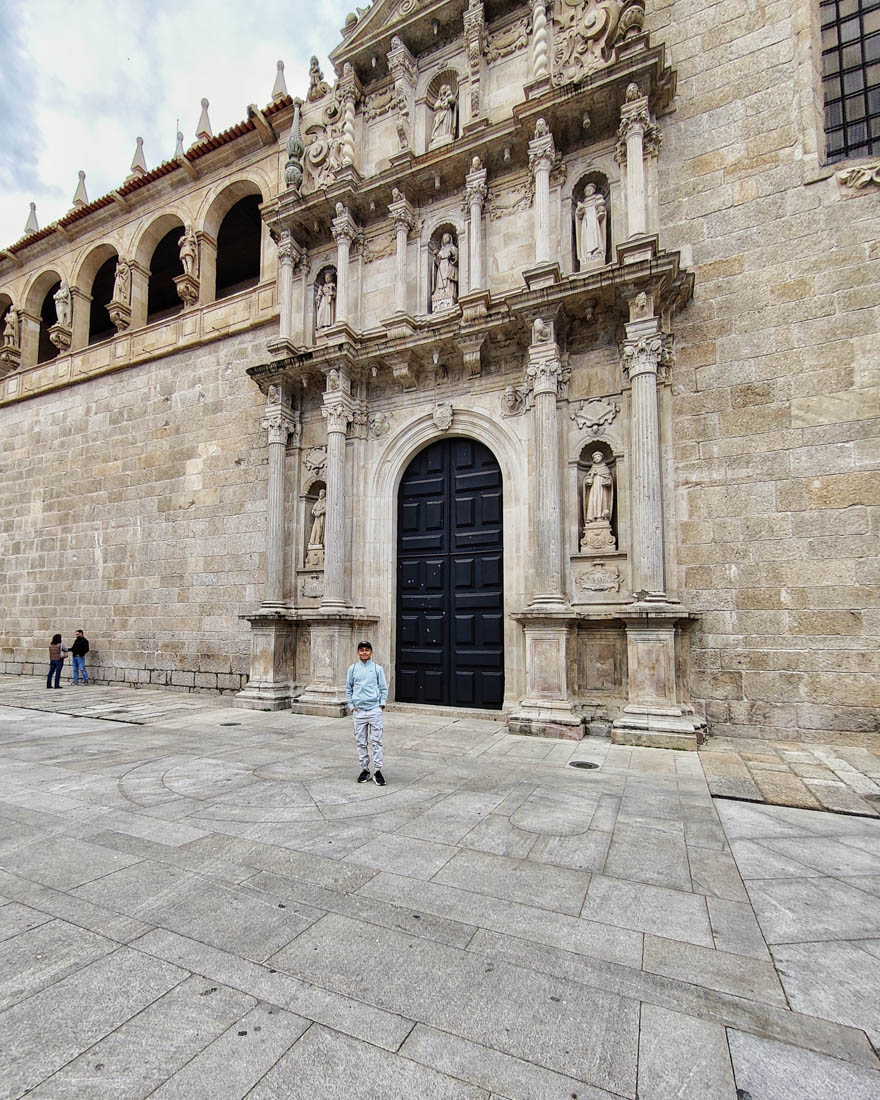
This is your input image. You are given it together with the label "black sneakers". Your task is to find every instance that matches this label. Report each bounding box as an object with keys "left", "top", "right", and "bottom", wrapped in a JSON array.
[
  {"left": 357, "top": 769, "right": 371, "bottom": 783},
  {"left": 373, "top": 770, "right": 386, "bottom": 786}
]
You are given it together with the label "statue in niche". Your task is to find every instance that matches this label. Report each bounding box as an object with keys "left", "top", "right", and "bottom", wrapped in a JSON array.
[
  {"left": 429, "top": 84, "right": 457, "bottom": 148},
  {"left": 2, "top": 308, "right": 16, "bottom": 346},
  {"left": 53, "top": 281, "right": 72, "bottom": 327},
  {"left": 581, "top": 451, "right": 617, "bottom": 552},
  {"left": 431, "top": 233, "right": 458, "bottom": 311},
  {"left": 112, "top": 259, "right": 131, "bottom": 304},
  {"left": 305, "top": 489, "right": 327, "bottom": 567},
  {"left": 179, "top": 225, "right": 199, "bottom": 278},
  {"left": 575, "top": 184, "right": 607, "bottom": 268},
  {"left": 314, "top": 270, "right": 337, "bottom": 330}
]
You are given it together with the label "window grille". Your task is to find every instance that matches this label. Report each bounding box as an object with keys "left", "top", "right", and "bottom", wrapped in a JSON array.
[{"left": 821, "top": 0, "right": 880, "bottom": 160}]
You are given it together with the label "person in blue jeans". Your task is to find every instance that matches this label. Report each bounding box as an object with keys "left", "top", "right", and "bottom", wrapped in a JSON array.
[
  {"left": 70, "top": 630, "right": 90, "bottom": 684},
  {"left": 346, "top": 641, "right": 388, "bottom": 786},
  {"left": 47, "top": 634, "right": 67, "bottom": 689}
]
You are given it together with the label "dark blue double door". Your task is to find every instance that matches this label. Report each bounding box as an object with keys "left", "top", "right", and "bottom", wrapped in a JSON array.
[{"left": 396, "top": 438, "right": 504, "bottom": 709}]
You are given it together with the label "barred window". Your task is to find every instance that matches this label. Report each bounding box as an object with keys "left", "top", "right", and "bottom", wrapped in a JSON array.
[{"left": 821, "top": 0, "right": 880, "bottom": 161}]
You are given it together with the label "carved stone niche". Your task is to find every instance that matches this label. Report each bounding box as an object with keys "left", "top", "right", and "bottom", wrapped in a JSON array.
[
  {"left": 313, "top": 264, "right": 338, "bottom": 335},
  {"left": 302, "top": 479, "right": 326, "bottom": 569},
  {"left": 571, "top": 172, "right": 611, "bottom": 272},
  {"left": 578, "top": 441, "right": 617, "bottom": 553},
  {"left": 425, "top": 69, "right": 460, "bottom": 151},
  {"left": 428, "top": 224, "right": 460, "bottom": 315}
]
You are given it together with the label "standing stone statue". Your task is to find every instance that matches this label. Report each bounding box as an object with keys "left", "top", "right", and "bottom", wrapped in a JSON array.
[
  {"left": 2, "top": 308, "right": 16, "bottom": 347},
  {"left": 53, "top": 281, "right": 72, "bottom": 327},
  {"left": 112, "top": 259, "right": 131, "bottom": 304},
  {"left": 305, "top": 489, "right": 327, "bottom": 566},
  {"left": 179, "top": 225, "right": 199, "bottom": 278},
  {"left": 432, "top": 233, "right": 458, "bottom": 310},
  {"left": 429, "top": 85, "right": 457, "bottom": 147},
  {"left": 581, "top": 451, "right": 616, "bottom": 552},
  {"left": 315, "top": 271, "right": 337, "bottom": 330},
  {"left": 575, "top": 184, "right": 607, "bottom": 268}
]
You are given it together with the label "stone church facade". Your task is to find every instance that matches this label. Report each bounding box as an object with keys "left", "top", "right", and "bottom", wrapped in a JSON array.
[{"left": 0, "top": 0, "right": 877, "bottom": 747}]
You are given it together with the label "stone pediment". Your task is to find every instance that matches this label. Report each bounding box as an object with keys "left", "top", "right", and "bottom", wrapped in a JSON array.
[{"left": 329, "top": 0, "right": 468, "bottom": 81}]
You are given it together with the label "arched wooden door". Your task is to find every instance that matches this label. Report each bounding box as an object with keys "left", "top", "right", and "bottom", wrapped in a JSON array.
[{"left": 396, "top": 437, "right": 504, "bottom": 709}]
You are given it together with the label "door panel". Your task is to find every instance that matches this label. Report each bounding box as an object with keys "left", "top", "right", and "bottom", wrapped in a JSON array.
[{"left": 396, "top": 438, "right": 504, "bottom": 709}]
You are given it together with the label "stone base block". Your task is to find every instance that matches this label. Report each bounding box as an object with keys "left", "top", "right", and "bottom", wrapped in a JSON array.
[
  {"left": 612, "top": 707, "right": 707, "bottom": 750},
  {"left": 289, "top": 698, "right": 348, "bottom": 718},
  {"left": 508, "top": 711, "right": 586, "bottom": 740},
  {"left": 234, "top": 687, "right": 294, "bottom": 711}
]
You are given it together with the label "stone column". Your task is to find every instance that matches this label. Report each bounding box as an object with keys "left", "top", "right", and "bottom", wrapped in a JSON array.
[
  {"left": 331, "top": 204, "right": 359, "bottom": 326},
  {"left": 616, "top": 83, "right": 659, "bottom": 240},
  {"left": 465, "top": 157, "right": 487, "bottom": 291},
  {"left": 526, "top": 317, "right": 565, "bottom": 607},
  {"left": 321, "top": 386, "right": 353, "bottom": 611},
  {"left": 621, "top": 318, "right": 666, "bottom": 598},
  {"left": 387, "top": 36, "right": 417, "bottom": 152},
  {"left": 388, "top": 191, "right": 416, "bottom": 314},
  {"left": 339, "top": 63, "right": 361, "bottom": 170},
  {"left": 528, "top": 119, "right": 555, "bottom": 265},
  {"left": 261, "top": 394, "right": 297, "bottom": 607},
  {"left": 276, "top": 230, "right": 297, "bottom": 344}
]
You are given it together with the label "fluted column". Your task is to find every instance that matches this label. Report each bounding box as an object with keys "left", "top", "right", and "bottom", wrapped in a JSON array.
[
  {"left": 321, "top": 389, "right": 353, "bottom": 610},
  {"left": 622, "top": 324, "right": 667, "bottom": 596},
  {"left": 331, "top": 204, "right": 359, "bottom": 326},
  {"left": 532, "top": 0, "right": 549, "bottom": 80},
  {"left": 526, "top": 318, "right": 565, "bottom": 606},
  {"left": 528, "top": 119, "right": 555, "bottom": 265},
  {"left": 465, "top": 157, "right": 488, "bottom": 291},
  {"left": 617, "top": 83, "right": 659, "bottom": 240},
  {"left": 388, "top": 190, "right": 416, "bottom": 314},
  {"left": 261, "top": 398, "right": 297, "bottom": 605},
  {"left": 276, "top": 231, "right": 296, "bottom": 344}
]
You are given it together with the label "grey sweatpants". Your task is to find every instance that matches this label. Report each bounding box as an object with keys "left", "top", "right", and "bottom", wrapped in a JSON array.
[{"left": 353, "top": 706, "right": 384, "bottom": 770}]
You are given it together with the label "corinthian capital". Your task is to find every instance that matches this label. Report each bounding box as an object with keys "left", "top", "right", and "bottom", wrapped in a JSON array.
[
  {"left": 331, "top": 203, "right": 359, "bottom": 246},
  {"left": 388, "top": 188, "right": 416, "bottom": 231},
  {"left": 338, "top": 62, "right": 362, "bottom": 105},
  {"left": 465, "top": 156, "right": 488, "bottom": 208},
  {"left": 261, "top": 411, "right": 296, "bottom": 446},
  {"left": 616, "top": 84, "right": 662, "bottom": 161},
  {"left": 528, "top": 118, "right": 555, "bottom": 175},
  {"left": 621, "top": 335, "right": 666, "bottom": 382},
  {"left": 321, "top": 398, "right": 353, "bottom": 435}
]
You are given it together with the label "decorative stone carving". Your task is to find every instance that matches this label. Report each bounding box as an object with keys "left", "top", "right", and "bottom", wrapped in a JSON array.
[
  {"left": 369, "top": 412, "right": 391, "bottom": 438},
  {"left": 307, "top": 57, "right": 331, "bottom": 101},
  {"left": 303, "top": 446, "right": 327, "bottom": 478},
  {"left": 581, "top": 451, "right": 616, "bottom": 551},
  {"left": 532, "top": 0, "right": 550, "bottom": 81},
  {"left": 53, "top": 281, "right": 72, "bottom": 327},
  {"left": 579, "top": 561, "right": 622, "bottom": 592},
  {"left": 305, "top": 89, "right": 345, "bottom": 189},
  {"left": 179, "top": 225, "right": 199, "bottom": 278},
  {"left": 364, "top": 85, "right": 395, "bottom": 121},
  {"left": 463, "top": 0, "right": 486, "bottom": 118},
  {"left": 301, "top": 574, "right": 324, "bottom": 599},
  {"left": 3, "top": 308, "right": 18, "bottom": 348},
  {"left": 575, "top": 184, "right": 607, "bottom": 268},
  {"left": 338, "top": 63, "right": 362, "bottom": 168},
  {"left": 553, "top": 0, "right": 646, "bottom": 87},
  {"left": 285, "top": 99, "right": 305, "bottom": 191},
  {"left": 488, "top": 180, "right": 533, "bottom": 219},
  {"left": 362, "top": 229, "right": 397, "bottom": 264},
  {"left": 388, "top": 35, "right": 418, "bottom": 151},
  {"left": 570, "top": 397, "right": 619, "bottom": 432},
  {"left": 321, "top": 399, "right": 352, "bottom": 435},
  {"left": 432, "top": 402, "right": 454, "bottom": 431},
  {"left": 261, "top": 411, "right": 295, "bottom": 447},
  {"left": 112, "top": 259, "right": 131, "bottom": 305},
  {"left": 315, "top": 269, "right": 337, "bottom": 330},
  {"left": 616, "top": 83, "right": 662, "bottom": 161},
  {"left": 501, "top": 383, "right": 528, "bottom": 417},
  {"left": 487, "top": 15, "right": 530, "bottom": 62},
  {"left": 431, "top": 232, "right": 459, "bottom": 311},
  {"left": 837, "top": 164, "right": 880, "bottom": 189},
  {"left": 429, "top": 84, "right": 457, "bottom": 148},
  {"left": 0, "top": 307, "right": 21, "bottom": 376},
  {"left": 621, "top": 334, "right": 667, "bottom": 382},
  {"left": 305, "top": 489, "right": 327, "bottom": 567}
]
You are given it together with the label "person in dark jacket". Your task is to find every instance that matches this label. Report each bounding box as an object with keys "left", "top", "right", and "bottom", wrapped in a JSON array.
[
  {"left": 47, "top": 634, "right": 67, "bottom": 689},
  {"left": 70, "top": 630, "right": 90, "bottom": 684}
]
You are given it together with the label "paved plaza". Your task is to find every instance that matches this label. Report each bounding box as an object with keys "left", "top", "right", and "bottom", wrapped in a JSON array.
[{"left": 0, "top": 676, "right": 879, "bottom": 1098}]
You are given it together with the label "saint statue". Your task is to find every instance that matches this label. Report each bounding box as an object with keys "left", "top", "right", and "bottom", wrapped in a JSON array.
[
  {"left": 575, "top": 184, "right": 607, "bottom": 269},
  {"left": 583, "top": 451, "right": 613, "bottom": 522},
  {"left": 53, "top": 281, "right": 72, "bottom": 327},
  {"left": 432, "top": 233, "right": 458, "bottom": 310},
  {"left": 315, "top": 270, "right": 337, "bottom": 329},
  {"left": 179, "top": 225, "right": 199, "bottom": 278},
  {"left": 308, "top": 489, "right": 327, "bottom": 547},
  {"left": 429, "top": 84, "right": 456, "bottom": 148},
  {"left": 112, "top": 259, "right": 131, "bottom": 304},
  {"left": 2, "top": 308, "right": 16, "bottom": 346}
]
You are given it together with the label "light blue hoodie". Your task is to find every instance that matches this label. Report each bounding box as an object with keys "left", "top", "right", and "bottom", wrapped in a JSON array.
[{"left": 346, "top": 659, "right": 388, "bottom": 710}]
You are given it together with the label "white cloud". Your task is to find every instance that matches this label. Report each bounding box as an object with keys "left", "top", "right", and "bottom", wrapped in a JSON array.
[{"left": 0, "top": 0, "right": 352, "bottom": 247}]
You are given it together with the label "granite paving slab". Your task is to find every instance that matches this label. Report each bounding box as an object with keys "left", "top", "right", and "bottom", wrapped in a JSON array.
[
  {"left": 728, "top": 1029, "right": 880, "bottom": 1100},
  {"left": 431, "top": 847, "right": 591, "bottom": 915},
  {"left": 581, "top": 874, "right": 714, "bottom": 947},
  {"left": 638, "top": 1003, "right": 737, "bottom": 1099}
]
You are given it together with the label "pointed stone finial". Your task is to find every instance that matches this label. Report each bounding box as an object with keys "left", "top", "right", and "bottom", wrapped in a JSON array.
[
  {"left": 284, "top": 98, "right": 304, "bottom": 191},
  {"left": 272, "top": 60, "right": 288, "bottom": 102},
  {"left": 195, "top": 98, "right": 212, "bottom": 142},
  {"left": 130, "top": 136, "right": 147, "bottom": 177},
  {"left": 24, "top": 202, "right": 39, "bottom": 235},
  {"left": 72, "top": 170, "right": 89, "bottom": 208},
  {"left": 175, "top": 130, "right": 185, "bottom": 157}
]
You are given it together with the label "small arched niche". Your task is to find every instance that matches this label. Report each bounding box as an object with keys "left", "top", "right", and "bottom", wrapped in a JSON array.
[
  {"left": 302, "top": 479, "right": 327, "bottom": 568},
  {"left": 571, "top": 172, "right": 611, "bottom": 272},
  {"left": 577, "top": 441, "right": 618, "bottom": 554},
  {"left": 425, "top": 70, "right": 460, "bottom": 151},
  {"left": 313, "top": 264, "right": 337, "bottom": 333},
  {"left": 215, "top": 194, "right": 263, "bottom": 300},
  {"left": 427, "top": 223, "right": 459, "bottom": 315}
]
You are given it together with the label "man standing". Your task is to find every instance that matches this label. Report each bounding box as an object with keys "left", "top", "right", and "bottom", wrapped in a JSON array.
[
  {"left": 70, "top": 630, "right": 90, "bottom": 685},
  {"left": 346, "top": 641, "right": 388, "bottom": 786}
]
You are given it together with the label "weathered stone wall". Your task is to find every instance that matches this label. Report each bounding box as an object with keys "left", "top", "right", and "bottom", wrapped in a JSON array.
[
  {"left": 653, "top": 0, "right": 880, "bottom": 741},
  {"left": 0, "top": 327, "right": 270, "bottom": 690}
]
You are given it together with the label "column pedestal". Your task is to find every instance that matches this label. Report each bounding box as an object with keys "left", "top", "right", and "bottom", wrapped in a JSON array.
[
  {"left": 508, "top": 613, "right": 584, "bottom": 739},
  {"left": 292, "top": 613, "right": 378, "bottom": 717},
  {"left": 235, "top": 613, "right": 296, "bottom": 710},
  {"left": 612, "top": 608, "right": 706, "bottom": 749}
]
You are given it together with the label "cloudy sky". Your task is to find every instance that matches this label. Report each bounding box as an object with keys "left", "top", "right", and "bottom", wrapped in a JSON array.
[{"left": 0, "top": 0, "right": 352, "bottom": 248}]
